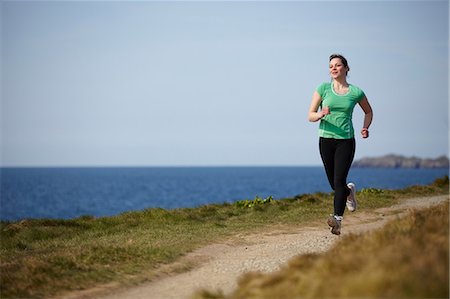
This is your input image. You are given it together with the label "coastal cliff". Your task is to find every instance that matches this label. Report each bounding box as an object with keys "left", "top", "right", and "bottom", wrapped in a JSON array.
[{"left": 352, "top": 154, "right": 449, "bottom": 168}]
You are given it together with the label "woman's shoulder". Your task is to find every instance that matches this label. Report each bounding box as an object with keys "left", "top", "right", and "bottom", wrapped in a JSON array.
[
  {"left": 349, "top": 83, "right": 366, "bottom": 100},
  {"left": 349, "top": 83, "right": 364, "bottom": 93},
  {"left": 316, "top": 82, "right": 331, "bottom": 92}
]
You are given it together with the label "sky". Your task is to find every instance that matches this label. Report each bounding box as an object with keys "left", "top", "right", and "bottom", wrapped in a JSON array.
[{"left": 1, "top": 0, "right": 449, "bottom": 167}]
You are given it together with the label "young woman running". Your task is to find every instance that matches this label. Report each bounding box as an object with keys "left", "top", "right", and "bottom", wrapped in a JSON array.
[{"left": 308, "top": 54, "right": 373, "bottom": 235}]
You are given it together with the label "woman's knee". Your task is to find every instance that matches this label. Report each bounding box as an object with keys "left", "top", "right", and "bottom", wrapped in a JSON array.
[{"left": 334, "top": 179, "right": 349, "bottom": 195}]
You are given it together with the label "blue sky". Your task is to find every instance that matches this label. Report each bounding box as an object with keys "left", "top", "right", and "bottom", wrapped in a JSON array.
[{"left": 1, "top": 1, "right": 448, "bottom": 167}]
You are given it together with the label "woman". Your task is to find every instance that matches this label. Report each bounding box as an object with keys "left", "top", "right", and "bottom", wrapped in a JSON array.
[{"left": 308, "top": 54, "right": 373, "bottom": 235}]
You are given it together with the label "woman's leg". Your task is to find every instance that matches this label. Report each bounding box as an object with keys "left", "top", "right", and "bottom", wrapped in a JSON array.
[
  {"left": 333, "top": 138, "right": 356, "bottom": 216},
  {"left": 319, "top": 137, "right": 336, "bottom": 191}
]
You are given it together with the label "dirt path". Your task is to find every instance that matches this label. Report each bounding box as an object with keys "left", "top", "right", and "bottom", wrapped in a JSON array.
[{"left": 67, "top": 195, "right": 449, "bottom": 299}]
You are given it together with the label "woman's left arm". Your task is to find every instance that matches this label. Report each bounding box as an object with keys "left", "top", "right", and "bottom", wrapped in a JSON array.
[{"left": 359, "top": 96, "right": 373, "bottom": 138}]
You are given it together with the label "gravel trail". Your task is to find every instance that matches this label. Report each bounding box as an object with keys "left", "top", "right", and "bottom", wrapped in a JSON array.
[{"left": 65, "top": 195, "right": 449, "bottom": 299}]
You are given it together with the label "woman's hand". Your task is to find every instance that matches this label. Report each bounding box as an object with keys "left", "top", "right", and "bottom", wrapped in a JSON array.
[
  {"left": 308, "top": 91, "right": 331, "bottom": 122},
  {"left": 321, "top": 106, "right": 330, "bottom": 118},
  {"left": 361, "top": 128, "right": 369, "bottom": 138},
  {"left": 358, "top": 96, "right": 372, "bottom": 138}
]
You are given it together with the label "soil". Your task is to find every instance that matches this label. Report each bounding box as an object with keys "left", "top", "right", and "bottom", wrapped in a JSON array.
[{"left": 61, "top": 194, "right": 449, "bottom": 299}]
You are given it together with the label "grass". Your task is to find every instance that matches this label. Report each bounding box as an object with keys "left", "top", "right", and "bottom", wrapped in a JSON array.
[
  {"left": 1, "top": 176, "right": 448, "bottom": 298},
  {"left": 197, "top": 201, "right": 449, "bottom": 299}
]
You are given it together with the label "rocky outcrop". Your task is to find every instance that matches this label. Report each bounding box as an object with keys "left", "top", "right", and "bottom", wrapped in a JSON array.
[{"left": 352, "top": 154, "right": 449, "bottom": 168}]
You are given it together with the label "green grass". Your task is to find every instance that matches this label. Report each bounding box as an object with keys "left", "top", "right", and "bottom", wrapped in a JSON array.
[
  {"left": 199, "top": 199, "right": 449, "bottom": 299},
  {"left": 1, "top": 176, "right": 448, "bottom": 298}
]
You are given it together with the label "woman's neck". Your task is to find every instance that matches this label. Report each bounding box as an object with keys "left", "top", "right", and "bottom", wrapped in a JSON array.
[{"left": 332, "top": 78, "right": 348, "bottom": 88}]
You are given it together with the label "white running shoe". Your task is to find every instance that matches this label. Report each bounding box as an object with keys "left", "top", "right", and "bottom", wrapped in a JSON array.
[
  {"left": 346, "top": 182, "right": 357, "bottom": 212},
  {"left": 327, "top": 215, "right": 342, "bottom": 235}
]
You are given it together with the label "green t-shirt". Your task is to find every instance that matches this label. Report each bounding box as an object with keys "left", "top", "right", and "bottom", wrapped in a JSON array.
[{"left": 316, "top": 82, "right": 365, "bottom": 139}]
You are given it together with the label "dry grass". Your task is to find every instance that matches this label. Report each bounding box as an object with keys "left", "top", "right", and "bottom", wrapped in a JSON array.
[{"left": 200, "top": 201, "right": 449, "bottom": 299}]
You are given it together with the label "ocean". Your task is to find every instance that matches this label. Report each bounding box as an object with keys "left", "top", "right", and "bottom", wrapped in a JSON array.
[{"left": 1, "top": 167, "right": 448, "bottom": 221}]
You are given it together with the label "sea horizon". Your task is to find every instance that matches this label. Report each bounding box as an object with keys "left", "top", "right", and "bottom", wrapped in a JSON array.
[{"left": 1, "top": 166, "right": 448, "bottom": 221}]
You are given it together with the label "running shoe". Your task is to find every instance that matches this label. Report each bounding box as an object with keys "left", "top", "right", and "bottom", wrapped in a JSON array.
[
  {"left": 327, "top": 215, "right": 342, "bottom": 235},
  {"left": 346, "top": 182, "right": 357, "bottom": 212}
]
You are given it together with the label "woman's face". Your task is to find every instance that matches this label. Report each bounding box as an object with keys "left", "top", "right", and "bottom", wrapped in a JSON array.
[{"left": 329, "top": 58, "right": 348, "bottom": 79}]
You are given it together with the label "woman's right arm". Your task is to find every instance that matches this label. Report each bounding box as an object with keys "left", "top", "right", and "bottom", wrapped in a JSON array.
[{"left": 308, "top": 91, "right": 329, "bottom": 122}]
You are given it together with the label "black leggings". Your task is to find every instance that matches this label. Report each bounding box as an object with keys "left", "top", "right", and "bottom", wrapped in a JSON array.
[{"left": 319, "top": 137, "right": 355, "bottom": 216}]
